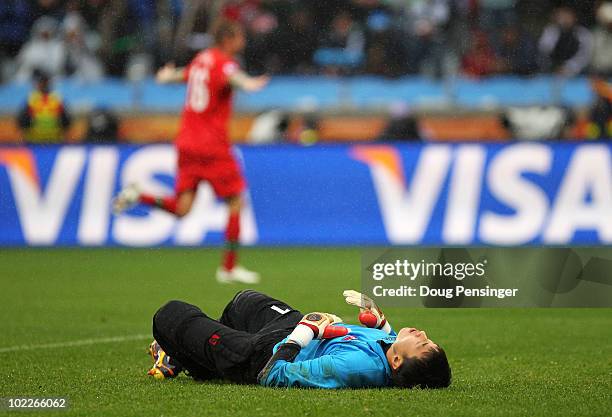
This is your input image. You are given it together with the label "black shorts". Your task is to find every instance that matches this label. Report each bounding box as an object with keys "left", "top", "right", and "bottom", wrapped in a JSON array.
[{"left": 152, "top": 290, "right": 302, "bottom": 384}]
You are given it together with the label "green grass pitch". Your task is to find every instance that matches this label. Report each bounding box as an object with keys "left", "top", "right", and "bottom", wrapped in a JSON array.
[{"left": 1, "top": 248, "right": 611, "bottom": 417}]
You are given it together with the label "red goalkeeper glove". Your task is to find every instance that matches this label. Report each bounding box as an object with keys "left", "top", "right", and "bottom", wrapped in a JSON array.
[{"left": 287, "top": 312, "right": 349, "bottom": 348}]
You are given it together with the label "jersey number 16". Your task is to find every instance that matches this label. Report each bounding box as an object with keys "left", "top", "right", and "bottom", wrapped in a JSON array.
[{"left": 186, "top": 67, "right": 210, "bottom": 112}]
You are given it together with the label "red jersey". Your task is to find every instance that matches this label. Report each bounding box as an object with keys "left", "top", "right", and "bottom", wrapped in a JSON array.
[{"left": 176, "top": 48, "right": 239, "bottom": 156}]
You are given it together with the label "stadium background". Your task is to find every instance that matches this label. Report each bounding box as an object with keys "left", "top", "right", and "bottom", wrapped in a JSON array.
[{"left": 1, "top": 1, "right": 611, "bottom": 416}]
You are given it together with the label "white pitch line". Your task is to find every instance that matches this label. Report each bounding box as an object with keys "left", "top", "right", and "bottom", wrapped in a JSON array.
[{"left": 0, "top": 334, "right": 151, "bottom": 353}]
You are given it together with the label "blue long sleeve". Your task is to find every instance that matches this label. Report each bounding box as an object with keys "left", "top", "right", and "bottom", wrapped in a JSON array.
[
  {"left": 264, "top": 355, "right": 344, "bottom": 388},
  {"left": 260, "top": 325, "right": 394, "bottom": 389}
]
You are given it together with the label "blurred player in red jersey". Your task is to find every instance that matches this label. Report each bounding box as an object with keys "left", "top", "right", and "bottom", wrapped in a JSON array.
[{"left": 113, "top": 20, "right": 269, "bottom": 284}]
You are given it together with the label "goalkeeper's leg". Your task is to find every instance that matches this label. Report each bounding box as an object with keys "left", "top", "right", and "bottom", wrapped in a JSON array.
[
  {"left": 153, "top": 299, "right": 272, "bottom": 383},
  {"left": 219, "top": 290, "right": 302, "bottom": 334}
]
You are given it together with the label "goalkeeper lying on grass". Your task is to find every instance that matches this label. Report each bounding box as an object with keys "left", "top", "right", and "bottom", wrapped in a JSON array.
[{"left": 148, "top": 290, "right": 451, "bottom": 389}]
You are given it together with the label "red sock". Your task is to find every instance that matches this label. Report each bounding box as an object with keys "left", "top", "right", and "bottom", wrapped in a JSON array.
[
  {"left": 139, "top": 194, "right": 178, "bottom": 215},
  {"left": 223, "top": 211, "right": 240, "bottom": 271}
]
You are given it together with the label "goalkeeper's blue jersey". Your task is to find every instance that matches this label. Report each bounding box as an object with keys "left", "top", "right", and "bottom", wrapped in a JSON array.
[{"left": 261, "top": 324, "right": 396, "bottom": 389}]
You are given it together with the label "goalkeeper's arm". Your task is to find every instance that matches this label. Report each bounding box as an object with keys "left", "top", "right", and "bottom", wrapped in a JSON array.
[
  {"left": 257, "top": 312, "right": 348, "bottom": 384},
  {"left": 257, "top": 340, "right": 302, "bottom": 384}
]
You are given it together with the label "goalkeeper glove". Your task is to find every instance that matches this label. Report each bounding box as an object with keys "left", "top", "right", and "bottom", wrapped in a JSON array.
[
  {"left": 287, "top": 312, "right": 349, "bottom": 348},
  {"left": 343, "top": 290, "right": 392, "bottom": 334}
]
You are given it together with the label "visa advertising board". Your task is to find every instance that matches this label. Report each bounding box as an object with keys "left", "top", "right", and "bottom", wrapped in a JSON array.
[{"left": 0, "top": 143, "right": 610, "bottom": 246}]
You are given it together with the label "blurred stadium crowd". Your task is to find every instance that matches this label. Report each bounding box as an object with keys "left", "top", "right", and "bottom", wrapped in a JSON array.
[
  {"left": 1, "top": 0, "right": 611, "bottom": 144},
  {"left": 1, "top": 0, "right": 612, "bottom": 81}
]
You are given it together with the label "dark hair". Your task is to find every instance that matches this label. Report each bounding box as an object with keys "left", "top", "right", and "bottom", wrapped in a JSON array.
[
  {"left": 32, "top": 68, "right": 50, "bottom": 84},
  {"left": 211, "top": 19, "right": 243, "bottom": 45},
  {"left": 392, "top": 347, "right": 451, "bottom": 389}
]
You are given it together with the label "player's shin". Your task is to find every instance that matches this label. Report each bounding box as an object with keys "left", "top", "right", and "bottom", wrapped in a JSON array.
[
  {"left": 222, "top": 210, "right": 240, "bottom": 271},
  {"left": 140, "top": 194, "right": 178, "bottom": 215}
]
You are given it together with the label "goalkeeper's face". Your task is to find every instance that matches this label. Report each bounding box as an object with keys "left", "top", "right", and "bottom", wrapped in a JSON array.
[{"left": 388, "top": 327, "right": 439, "bottom": 370}]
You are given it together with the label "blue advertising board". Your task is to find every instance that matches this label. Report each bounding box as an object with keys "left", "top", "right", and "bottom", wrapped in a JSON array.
[{"left": 0, "top": 143, "right": 610, "bottom": 246}]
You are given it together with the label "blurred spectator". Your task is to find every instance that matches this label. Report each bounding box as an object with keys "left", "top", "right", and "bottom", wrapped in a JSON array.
[
  {"left": 173, "top": 0, "right": 216, "bottom": 65},
  {"left": 243, "top": 7, "right": 279, "bottom": 74},
  {"left": 364, "top": 9, "right": 406, "bottom": 77},
  {"left": 321, "top": 11, "right": 365, "bottom": 51},
  {"left": 70, "top": 0, "right": 109, "bottom": 30},
  {"left": 128, "top": 0, "right": 157, "bottom": 52},
  {"left": 401, "top": 0, "right": 451, "bottom": 78},
  {"left": 61, "top": 12, "right": 104, "bottom": 81},
  {"left": 155, "top": 0, "right": 178, "bottom": 64},
  {"left": 502, "top": 106, "right": 574, "bottom": 140},
  {"left": 588, "top": 78, "right": 612, "bottom": 139},
  {"left": 84, "top": 106, "right": 119, "bottom": 142},
  {"left": 31, "top": 0, "right": 66, "bottom": 22},
  {"left": 497, "top": 26, "right": 539, "bottom": 76},
  {"left": 268, "top": 7, "right": 318, "bottom": 74},
  {"left": 309, "top": 1, "right": 352, "bottom": 32},
  {"left": 591, "top": 2, "right": 612, "bottom": 77},
  {"left": 538, "top": 7, "right": 593, "bottom": 77},
  {"left": 315, "top": 11, "right": 365, "bottom": 74},
  {"left": 173, "top": 0, "right": 254, "bottom": 65},
  {"left": 98, "top": 0, "right": 157, "bottom": 76},
  {"left": 64, "top": 0, "right": 105, "bottom": 50},
  {"left": 284, "top": 112, "right": 320, "bottom": 145},
  {"left": 16, "top": 70, "right": 71, "bottom": 143},
  {"left": 561, "top": 0, "right": 599, "bottom": 27},
  {"left": 247, "top": 110, "right": 290, "bottom": 144},
  {"left": 378, "top": 103, "right": 422, "bottom": 141},
  {"left": 0, "top": 0, "right": 609, "bottom": 83},
  {"left": 446, "top": 0, "right": 475, "bottom": 59},
  {"left": 222, "top": 0, "right": 260, "bottom": 23},
  {"left": 462, "top": 30, "right": 500, "bottom": 77},
  {"left": 296, "top": 113, "right": 319, "bottom": 145},
  {"left": 15, "top": 16, "right": 65, "bottom": 82},
  {"left": 478, "top": 0, "right": 517, "bottom": 49},
  {"left": 0, "top": 0, "right": 32, "bottom": 59}
]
